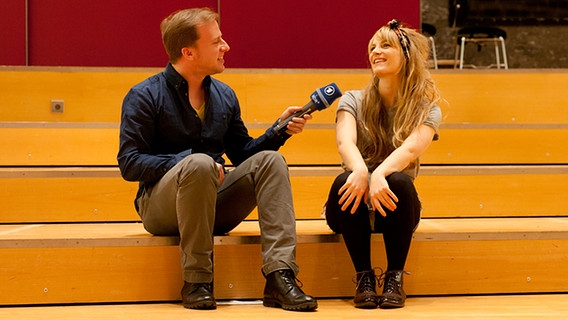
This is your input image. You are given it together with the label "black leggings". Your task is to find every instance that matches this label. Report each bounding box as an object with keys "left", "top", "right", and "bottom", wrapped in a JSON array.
[{"left": 325, "top": 171, "right": 421, "bottom": 272}]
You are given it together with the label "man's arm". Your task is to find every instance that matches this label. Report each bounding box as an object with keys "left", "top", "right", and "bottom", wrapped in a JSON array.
[{"left": 117, "top": 88, "right": 191, "bottom": 183}]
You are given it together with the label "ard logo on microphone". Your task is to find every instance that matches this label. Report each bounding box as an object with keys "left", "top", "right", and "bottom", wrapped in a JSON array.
[{"left": 323, "top": 85, "right": 336, "bottom": 97}]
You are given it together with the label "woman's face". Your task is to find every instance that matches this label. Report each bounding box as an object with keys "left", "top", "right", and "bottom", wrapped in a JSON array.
[{"left": 368, "top": 36, "right": 403, "bottom": 78}]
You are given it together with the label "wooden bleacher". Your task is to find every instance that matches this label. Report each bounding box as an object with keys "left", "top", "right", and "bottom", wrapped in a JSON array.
[{"left": 1, "top": 67, "right": 567, "bottom": 305}]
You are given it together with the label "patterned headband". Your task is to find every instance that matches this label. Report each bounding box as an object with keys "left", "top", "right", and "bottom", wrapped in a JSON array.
[{"left": 388, "top": 19, "right": 411, "bottom": 60}]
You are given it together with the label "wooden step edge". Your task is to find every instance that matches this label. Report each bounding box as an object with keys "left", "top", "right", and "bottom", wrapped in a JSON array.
[
  {"left": 2, "top": 65, "right": 566, "bottom": 73},
  {"left": 2, "top": 218, "right": 568, "bottom": 249},
  {"left": 1, "top": 165, "right": 567, "bottom": 178},
  {"left": 3, "top": 121, "right": 568, "bottom": 130}
]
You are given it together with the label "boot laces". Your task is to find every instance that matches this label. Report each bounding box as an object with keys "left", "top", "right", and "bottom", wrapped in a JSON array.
[
  {"left": 352, "top": 268, "right": 381, "bottom": 293},
  {"left": 281, "top": 270, "right": 304, "bottom": 289},
  {"left": 378, "top": 270, "right": 410, "bottom": 293}
]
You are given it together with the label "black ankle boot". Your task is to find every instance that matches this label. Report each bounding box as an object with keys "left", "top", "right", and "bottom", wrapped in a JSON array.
[
  {"left": 353, "top": 270, "right": 378, "bottom": 309},
  {"left": 379, "top": 270, "right": 407, "bottom": 309},
  {"left": 181, "top": 281, "right": 216, "bottom": 310},
  {"left": 263, "top": 269, "right": 318, "bottom": 311}
]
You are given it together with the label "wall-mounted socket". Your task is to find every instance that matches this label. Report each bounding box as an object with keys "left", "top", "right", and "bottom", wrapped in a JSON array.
[{"left": 51, "top": 100, "right": 64, "bottom": 113}]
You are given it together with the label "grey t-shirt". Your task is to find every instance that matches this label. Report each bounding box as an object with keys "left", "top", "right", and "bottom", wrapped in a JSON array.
[{"left": 336, "top": 90, "right": 442, "bottom": 179}]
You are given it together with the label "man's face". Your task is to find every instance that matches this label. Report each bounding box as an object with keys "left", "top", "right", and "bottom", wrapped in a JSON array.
[{"left": 191, "top": 20, "right": 230, "bottom": 76}]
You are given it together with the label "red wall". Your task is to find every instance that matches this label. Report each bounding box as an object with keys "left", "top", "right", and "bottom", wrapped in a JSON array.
[
  {"left": 1, "top": 0, "right": 420, "bottom": 68},
  {"left": 0, "top": 0, "right": 26, "bottom": 65},
  {"left": 27, "top": 0, "right": 216, "bottom": 67},
  {"left": 221, "top": 1, "right": 420, "bottom": 68}
]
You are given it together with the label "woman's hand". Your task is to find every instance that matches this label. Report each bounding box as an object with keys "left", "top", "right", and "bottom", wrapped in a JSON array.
[
  {"left": 338, "top": 170, "right": 369, "bottom": 214},
  {"left": 369, "top": 171, "right": 398, "bottom": 217}
]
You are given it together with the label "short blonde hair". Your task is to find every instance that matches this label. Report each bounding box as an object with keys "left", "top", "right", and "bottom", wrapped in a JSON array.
[{"left": 160, "top": 8, "right": 219, "bottom": 63}]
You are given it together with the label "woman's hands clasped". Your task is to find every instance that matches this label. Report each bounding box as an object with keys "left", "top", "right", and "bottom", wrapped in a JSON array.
[
  {"left": 338, "top": 169, "right": 399, "bottom": 217},
  {"left": 369, "top": 171, "right": 398, "bottom": 217}
]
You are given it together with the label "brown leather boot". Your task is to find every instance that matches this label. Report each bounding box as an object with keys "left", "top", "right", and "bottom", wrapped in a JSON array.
[
  {"left": 379, "top": 270, "right": 407, "bottom": 309},
  {"left": 353, "top": 269, "right": 379, "bottom": 308}
]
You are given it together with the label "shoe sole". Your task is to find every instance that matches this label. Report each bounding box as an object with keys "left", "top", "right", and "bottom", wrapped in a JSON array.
[
  {"left": 183, "top": 301, "right": 217, "bottom": 310},
  {"left": 355, "top": 301, "right": 378, "bottom": 309},
  {"left": 378, "top": 301, "right": 404, "bottom": 309},
  {"left": 263, "top": 300, "right": 318, "bottom": 311}
]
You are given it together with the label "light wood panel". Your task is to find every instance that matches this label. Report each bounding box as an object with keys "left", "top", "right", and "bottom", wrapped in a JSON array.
[
  {"left": 422, "top": 127, "right": 568, "bottom": 164},
  {"left": 1, "top": 295, "right": 568, "bottom": 320},
  {"left": 3, "top": 219, "right": 568, "bottom": 247},
  {"left": 2, "top": 219, "right": 568, "bottom": 304},
  {"left": 0, "top": 68, "right": 157, "bottom": 122},
  {"left": 0, "top": 246, "right": 182, "bottom": 305},
  {"left": 2, "top": 68, "right": 568, "bottom": 309},
  {"left": 214, "top": 238, "right": 568, "bottom": 299},
  {"left": 1, "top": 166, "right": 566, "bottom": 223},
  {"left": 2, "top": 126, "right": 568, "bottom": 166},
  {"left": 0, "top": 127, "right": 119, "bottom": 165},
  {"left": 433, "top": 71, "right": 568, "bottom": 124},
  {"left": 0, "top": 176, "right": 140, "bottom": 222},
  {"left": 2, "top": 68, "right": 567, "bottom": 124},
  {"left": 0, "top": 68, "right": 368, "bottom": 123}
]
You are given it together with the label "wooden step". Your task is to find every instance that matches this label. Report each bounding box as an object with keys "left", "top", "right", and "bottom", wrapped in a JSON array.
[
  {"left": 2, "top": 123, "right": 568, "bottom": 166},
  {"left": 2, "top": 67, "right": 567, "bottom": 124},
  {"left": 2, "top": 295, "right": 568, "bottom": 319},
  {"left": 1, "top": 218, "right": 567, "bottom": 305},
  {"left": 2, "top": 165, "right": 567, "bottom": 223}
]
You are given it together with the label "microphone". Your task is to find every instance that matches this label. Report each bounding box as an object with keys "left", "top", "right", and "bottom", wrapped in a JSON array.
[{"left": 273, "top": 82, "right": 342, "bottom": 134}]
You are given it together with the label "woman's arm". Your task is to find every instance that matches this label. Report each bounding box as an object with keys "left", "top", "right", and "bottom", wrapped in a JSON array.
[
  {"left": 335, "top": 110, "right": 369, "bottom": 213},
  {"left": 369, "top": 124, "right": 436, "bottom": 216}
]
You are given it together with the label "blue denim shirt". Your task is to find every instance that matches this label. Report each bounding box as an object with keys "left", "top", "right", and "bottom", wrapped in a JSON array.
[{"left": 117, "top": 64, "right": 290, "bottom": 205}]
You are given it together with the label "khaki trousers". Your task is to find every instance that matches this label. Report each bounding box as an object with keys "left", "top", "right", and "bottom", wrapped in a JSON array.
[{"left": 137, "top": 150, "right": 299, "bottom": 283}]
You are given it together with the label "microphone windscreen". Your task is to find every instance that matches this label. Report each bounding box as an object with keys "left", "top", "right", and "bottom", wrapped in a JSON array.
[{"left": 310, "top": 83, "right": 342, "bottom": 111}]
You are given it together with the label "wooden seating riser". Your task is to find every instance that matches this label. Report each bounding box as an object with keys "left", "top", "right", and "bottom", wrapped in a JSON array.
[
  {"left": 2, "top": 127, "right": 567, "bottom": 166},
  {"left": 2, "top": 233, "right": 567, "bottom": 304},
  {"left": 1, "top": 68, "right": 567, "bottom": 124},
  {"left": 1, "top": 68, "right": 567, "bottom": 306},
  {"left": 1, "top": 167, "right": 567, "bottom": 223}
]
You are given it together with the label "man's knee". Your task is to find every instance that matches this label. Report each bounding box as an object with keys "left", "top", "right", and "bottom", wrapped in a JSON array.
[
  {"left": 257, "top": 150, "right": 286, "bottom": 165},
  {"left": 253, "top": 151, "right": 289, "bottom": 173},
  {"left": 176, "top": 153, "right": 218, "bottom": 183}
]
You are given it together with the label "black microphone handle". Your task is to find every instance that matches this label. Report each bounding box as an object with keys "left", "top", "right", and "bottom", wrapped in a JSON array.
[{"left": 273, "top": 101, "right": 317, "bottom": 133}]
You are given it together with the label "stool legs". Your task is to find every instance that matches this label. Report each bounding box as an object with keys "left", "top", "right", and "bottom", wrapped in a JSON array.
[
  {"left": 455, "top": 36, "right": 508, "bottom": 69},
  {"left": 429, "top": 36, "right": 438, "bottom": 69},
  {"left": 499, "top": 36, "right": 508, "bottom": 69},
  {"left": 459, "top": 37, "right": 466, "bottom": 69},
  {"left": 494, "top": 39, "right": 501, "bottom": 69}
]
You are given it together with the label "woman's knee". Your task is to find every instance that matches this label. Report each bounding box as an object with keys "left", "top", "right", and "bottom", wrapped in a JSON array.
[
  {"left": 326, "top": 172, "right": 350, "bottom": 211},
  {"left": 385, "top": 172, "right": 421, "bottom": 225},
  {"left": 325, "top": 171, "right": 364, "bottom": 233},
  {"left": 387, "top": 172, "right": 416, "bottom": 197},
  {"left": 331, "top": 171, "right": 351, "bottom": 192}
]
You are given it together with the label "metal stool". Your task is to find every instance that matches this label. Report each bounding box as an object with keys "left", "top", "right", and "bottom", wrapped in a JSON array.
[
  {"left": 454, "top": 26, "right": 508, "bottom": 69},
  {"left": 421, "top": 23, "right": 438, "bottom": 69}
]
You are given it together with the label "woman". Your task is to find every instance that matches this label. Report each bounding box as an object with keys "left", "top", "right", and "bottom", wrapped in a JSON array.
[{"left": 325, "top": 19, "right": 442, "bottom": 309}]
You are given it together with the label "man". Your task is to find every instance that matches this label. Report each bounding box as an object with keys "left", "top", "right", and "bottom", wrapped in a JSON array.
[{"left": 117, "top": 7, "right": 317, "bottom": 311}]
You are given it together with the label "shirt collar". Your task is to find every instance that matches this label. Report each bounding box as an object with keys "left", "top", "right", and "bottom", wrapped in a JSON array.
[{"left": 164, "top": 63, "right": 212, "bottom": 91}]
